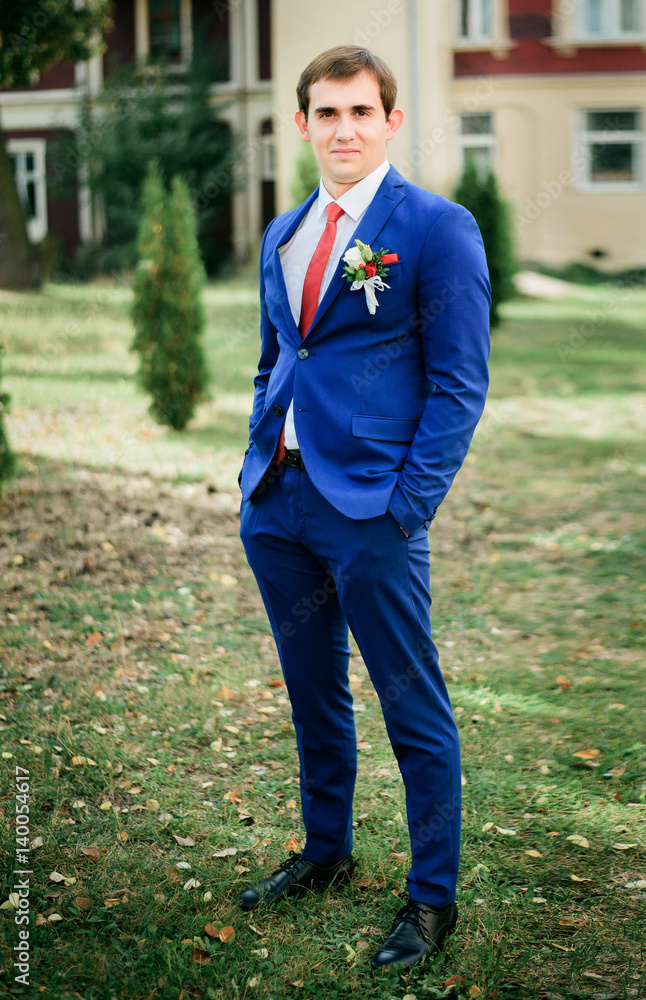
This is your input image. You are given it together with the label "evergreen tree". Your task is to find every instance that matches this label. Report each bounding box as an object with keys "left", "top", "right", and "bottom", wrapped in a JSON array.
[
  {"left": 61, "top": 48, "right": 235, "bottom": 275},
  {"left": 0, "top": 345, "right": 16, "bottom": 492},
  {"left": 131, "top": 163, "right": 209, "bottom": 431},
  {"left": 290, "top": 143, "right": 320, "bottom": 207},
  {"left": 454, "top": 158, "right": 517, "bottom": 328}
]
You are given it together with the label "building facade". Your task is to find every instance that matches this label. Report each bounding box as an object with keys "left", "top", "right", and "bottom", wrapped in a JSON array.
[{"left": 2, "top": 0, "right": 645, "bottom": 270}]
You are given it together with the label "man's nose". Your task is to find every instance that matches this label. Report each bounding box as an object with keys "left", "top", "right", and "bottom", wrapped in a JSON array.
[{"left": 335, "top": 114, "right": 357, "bottom": 140}]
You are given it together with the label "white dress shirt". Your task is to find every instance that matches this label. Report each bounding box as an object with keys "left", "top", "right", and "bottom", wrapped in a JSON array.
[{"left": 279, "top": 159, "right": 391, "bottom": 449}]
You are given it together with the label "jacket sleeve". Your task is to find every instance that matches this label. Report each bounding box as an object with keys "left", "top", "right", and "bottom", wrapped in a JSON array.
[{"left": 387, "top": 201, "right": 491, "bottom": 536}]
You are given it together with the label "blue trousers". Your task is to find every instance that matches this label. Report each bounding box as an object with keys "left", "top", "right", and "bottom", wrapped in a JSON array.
[{"left": 239, "top": 465, "right": 461, "bottom": 907}]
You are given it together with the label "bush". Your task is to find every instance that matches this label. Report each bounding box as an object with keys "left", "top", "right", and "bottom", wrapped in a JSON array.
[
  {"left": 130, "top": 163, "right": 209, "bottom": 431},
  {"left": 454, "top": 159, "right": 517, "bottom": 328},
  {"left": 0, "top": 345, "right": 16, "bottom": 492},
  {"left": 290, "top": 143, "right": 320, "bottom": 207},
  {"left": 54, "top": 47, "right": 236, "bottom": 276}
]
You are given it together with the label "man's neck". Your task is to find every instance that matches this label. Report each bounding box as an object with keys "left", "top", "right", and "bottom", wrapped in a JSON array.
[{"left": 320, "top": 160, "right": 388, "bottom": 201}]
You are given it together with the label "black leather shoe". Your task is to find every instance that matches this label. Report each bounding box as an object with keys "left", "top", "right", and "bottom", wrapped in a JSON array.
[
  {"left": 370, "top": 898, "right": 458, "bottom": 969},
  {"left": 238, "top": 851, "right": 354, "bottom": 910}
]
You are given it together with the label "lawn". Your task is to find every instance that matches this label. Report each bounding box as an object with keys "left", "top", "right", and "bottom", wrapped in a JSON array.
[{"left": 0, "top": 275, "right": 644, "bottom": 1000}]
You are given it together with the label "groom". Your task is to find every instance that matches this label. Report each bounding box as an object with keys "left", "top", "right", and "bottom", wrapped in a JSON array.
[{"left": 238, "top": 45, "right": 490, "bottom": 969}]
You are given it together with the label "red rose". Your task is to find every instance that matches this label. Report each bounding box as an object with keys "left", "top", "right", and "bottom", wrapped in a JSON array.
[{"left": 365, "top": 261, "right": 377, "bottom": 278}]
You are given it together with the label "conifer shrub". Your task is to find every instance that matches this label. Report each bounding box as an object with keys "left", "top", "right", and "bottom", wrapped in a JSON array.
[
  {"left": 454, "top": 158, "right": 517, "bottom": 328},
  {"left": 131, "top": 163, "right": 209, "bottom": 431}
]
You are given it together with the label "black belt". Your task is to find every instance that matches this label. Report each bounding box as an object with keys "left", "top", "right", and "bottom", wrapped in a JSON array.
[{"left": 282, "top": 448, "right": 306, "bottom": 469}]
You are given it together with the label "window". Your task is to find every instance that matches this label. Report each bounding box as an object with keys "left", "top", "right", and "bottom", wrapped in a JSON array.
[
  {"left": 458, "top": 0, "right": 494, "bottom": 40},
  {"left": 577, "top": 109, "right": 643, "bottom": 189},
  {"left": 579, "top": 0, "right": 643, "bottom": 37},
  {"left": 149, "top": 0, "right": 182, "bottom": 62},
  {"left": 459, "top": 113, "right": 495, "bottom": 175},
  {"left": 8, "top": 140, "right": 48, "bottom": 244}
]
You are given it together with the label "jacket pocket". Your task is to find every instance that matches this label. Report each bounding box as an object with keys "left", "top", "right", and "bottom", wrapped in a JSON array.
[{"left": 351, "top": 414, "right": 418, "bottom": 443}]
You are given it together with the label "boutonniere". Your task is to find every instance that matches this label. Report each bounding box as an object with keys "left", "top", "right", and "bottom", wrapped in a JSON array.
[{"left": 342, "top": 239, "right": 399, "bottom": 315}]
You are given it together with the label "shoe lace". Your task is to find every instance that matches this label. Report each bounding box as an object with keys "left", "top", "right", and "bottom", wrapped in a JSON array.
[
  {"left": 275, "top": 851, "right": 305, "bottom": 875},
  {"left": 392, "top": 900, "right": 428, "bottom": 937}
]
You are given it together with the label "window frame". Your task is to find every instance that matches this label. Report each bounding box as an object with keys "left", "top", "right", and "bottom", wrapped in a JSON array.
[
  {"left": 7, "top": 139, "right": 48, "bottom": 244},
  {"left": 134, "top": 0, "right": 193, "bottom": 68},
  {"left": 457, "top": 112, "right": 496, "bottom": 176},
  {"left": 578, "top": 0, "right": 645, "bottom": 39},
  {"left": 574, "top": 107, "right": 645, "bottom": 192}
]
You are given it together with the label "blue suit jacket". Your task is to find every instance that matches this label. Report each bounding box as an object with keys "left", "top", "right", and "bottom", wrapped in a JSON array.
[{"left": 239, "top": 165, "right": 491, "bottom": 536}]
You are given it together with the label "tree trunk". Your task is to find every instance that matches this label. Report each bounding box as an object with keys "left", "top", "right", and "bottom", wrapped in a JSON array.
[{"left": 0, "top": 118, "right": 40, "bottom": 289}]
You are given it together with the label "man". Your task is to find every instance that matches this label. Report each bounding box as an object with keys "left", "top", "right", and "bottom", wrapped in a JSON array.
[{"left": 237, "top": 45, "right": 490, "bottom": 970}]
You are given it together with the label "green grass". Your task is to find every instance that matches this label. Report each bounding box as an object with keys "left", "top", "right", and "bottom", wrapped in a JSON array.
[{"left": 0, "top": 278, "right": 645, "bottom": 1000}]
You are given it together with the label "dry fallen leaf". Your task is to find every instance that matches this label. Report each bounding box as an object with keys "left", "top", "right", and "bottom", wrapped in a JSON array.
[
  {"left": 212, "top": 847, "right": 237, "bottom": 858},
  {"left": 573, "top": 749, "right": 600, "bottom": 760},
  {"left": 173, "top": 834, "right": 196, "bottom": 847},
  {"left": 612, "top": 843, "right": 638, "bottom": 850},
  {"left": 191, "top": 944, "right": 211, "bottom": 965},
  {"left": 283, "top": 836, "right": 299, "bottom": 852},
  {"left": 204, "top": 923, "right": 219, "bottom": 938},
  {"left": 482, "top": 822, "right": 494, "bottom": 832},
  {"left": 217, "top": 926, "right": 235, "bottom": 943},
  {"left": 566, "top": 835, "right": 590, "bottom": 848},
  {"left": 525, "top": 850, "right": 542, "bottom": 858},
  {"left": 72, "top": 897, "right": 91, "bottom": 910},
  {"left": 81, "top": 845, "right": 101, "bottom": 862},
  {"left": 570, "top": 874, "right": 592, "bottom": 882},
  {"left": 555, "top": 675, "right": 571, "bottom": 689},
  {"left": 49, "top": 871, "right": 75, "bottom": 885},
  {"left": 469, "top": 987, "right": 483, "bottom": 997},
  {"left": 495, "top": 826, "right": 517, "bottom": 836}
]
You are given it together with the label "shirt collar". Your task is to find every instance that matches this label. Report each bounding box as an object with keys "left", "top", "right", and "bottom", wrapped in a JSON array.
[{"left": 316, "top": 159, "right": 391, "bottom": 221}]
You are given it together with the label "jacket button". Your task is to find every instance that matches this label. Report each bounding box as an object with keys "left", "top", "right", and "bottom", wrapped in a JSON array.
[
  {"left": 297, "top": 347, "right": 309, "bottom": 360},
  {"left": 273, "top": 404, "right": 284, "bottom": 416}
]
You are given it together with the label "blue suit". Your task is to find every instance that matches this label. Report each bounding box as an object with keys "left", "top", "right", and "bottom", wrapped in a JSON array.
[{"left": 239, "top": 165, "right": 490, "bottom": 906}]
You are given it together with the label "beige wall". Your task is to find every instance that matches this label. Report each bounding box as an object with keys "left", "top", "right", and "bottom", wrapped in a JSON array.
[
  {"left": 272, "top": 0, "right": 646, "bottom": 270},
  {"left": 452, "top": 73, "right": 646, "bottom": 270},
  {"left": 272, "top": 0, "right": 415, "bottom": 211}
]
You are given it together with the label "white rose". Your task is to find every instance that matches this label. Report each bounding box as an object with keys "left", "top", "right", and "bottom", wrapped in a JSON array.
[{"left": 342, "top": 246, "right": 364, "bottom": 268}]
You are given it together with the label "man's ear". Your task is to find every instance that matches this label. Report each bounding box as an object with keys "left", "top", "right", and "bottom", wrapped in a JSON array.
[
  {"left": 295, "top": 110, "right": 310, "bottom": 141},
  {"left": 386, "top": 108, "right": 404, "bottom": 141}
]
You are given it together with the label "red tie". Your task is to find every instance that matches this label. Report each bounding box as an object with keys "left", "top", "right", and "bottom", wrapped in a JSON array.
[
  {"left": 275, "top": 201, "right": 345, "bottom": 464},
  {"left": 298, "top": 202, "right": 345, "bottom": 337}
]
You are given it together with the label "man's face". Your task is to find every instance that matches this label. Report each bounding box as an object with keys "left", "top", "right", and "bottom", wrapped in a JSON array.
[{"left": 295, "top": 69, "right": 403, "bottom": 197}]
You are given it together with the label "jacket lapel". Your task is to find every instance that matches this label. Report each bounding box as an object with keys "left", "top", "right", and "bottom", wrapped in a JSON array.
[
  {"left": 305, "top": 166, "right": 406, "bottom": 340},
  {"left": 269, "top": 189, "right": 318, "bottom": 344}
]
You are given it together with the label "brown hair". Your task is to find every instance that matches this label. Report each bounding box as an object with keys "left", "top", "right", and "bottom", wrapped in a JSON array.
[{"left": 296, "top": 45, "right": 397, "bottom": 119}]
